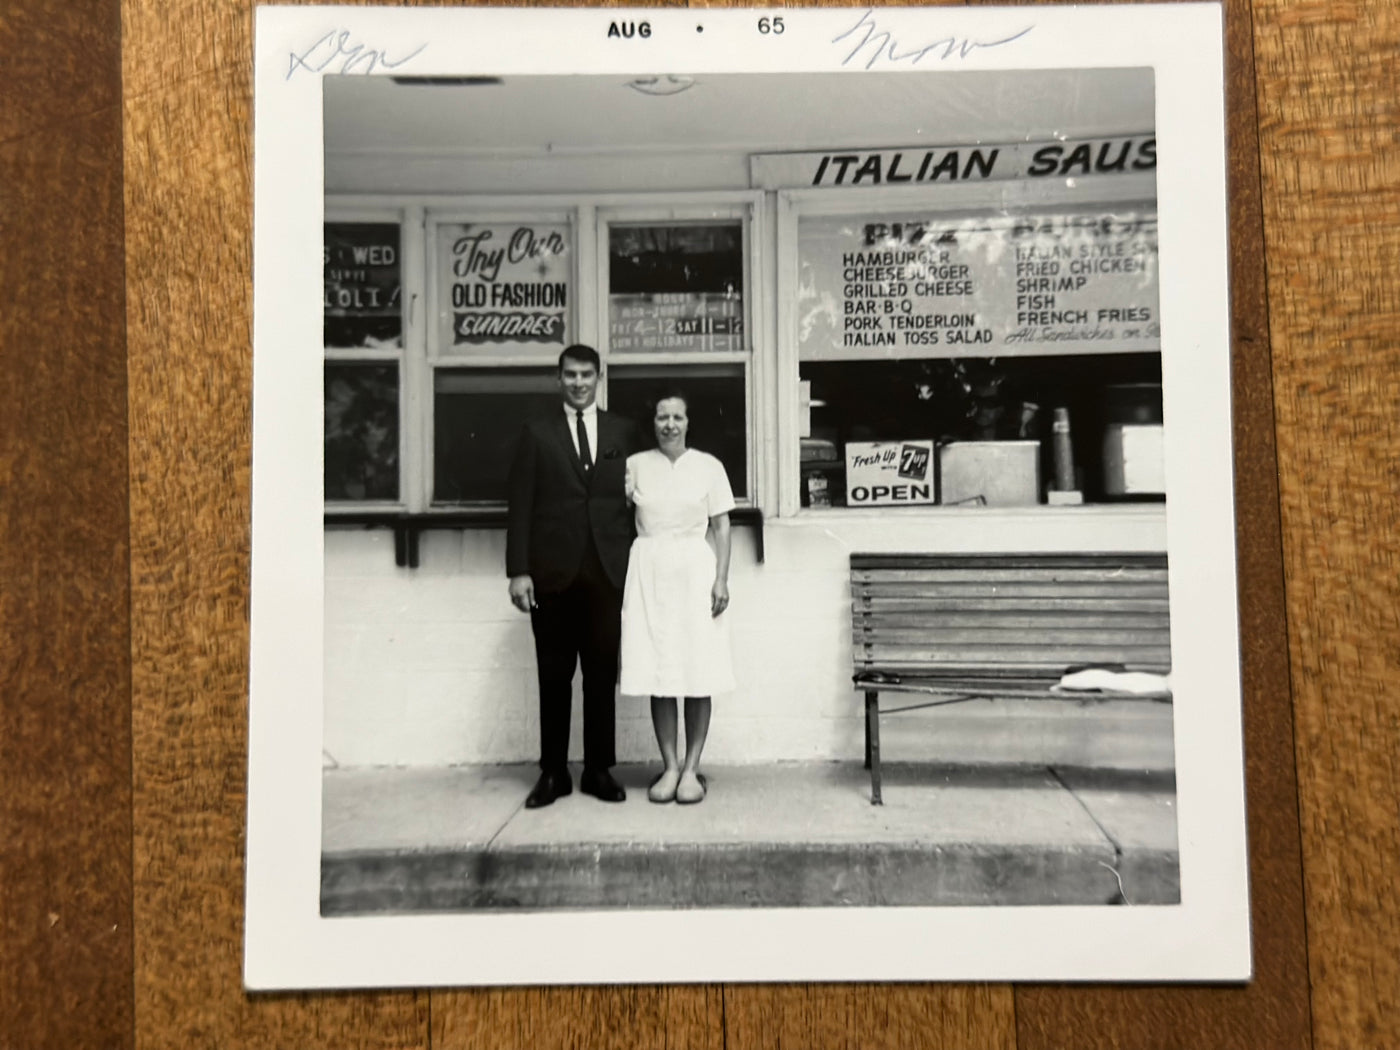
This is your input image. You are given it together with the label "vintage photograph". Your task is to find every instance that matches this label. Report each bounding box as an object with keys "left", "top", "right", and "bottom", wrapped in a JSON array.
[
  {"left": 247, "top": 4, "right": 1245, "bottom": 988},
  {"left": 318, "top": 67, "right": 1178, "bottom": 915}
]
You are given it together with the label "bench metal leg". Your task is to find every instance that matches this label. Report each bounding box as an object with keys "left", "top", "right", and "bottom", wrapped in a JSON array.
[
  {"left": 863, "top": 693, "right": 871, "bottom": 770},
  {"left": 865, "top": 689, "right": 882, "bottom": 805}
]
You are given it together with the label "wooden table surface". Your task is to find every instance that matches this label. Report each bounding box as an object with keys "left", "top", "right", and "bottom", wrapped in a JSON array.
[{"left": 2, "top": 0, "right": 1396, "bottom": 1046}]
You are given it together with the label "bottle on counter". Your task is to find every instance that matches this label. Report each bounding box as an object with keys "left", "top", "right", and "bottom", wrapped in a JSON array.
[{"left": 1048, "top": 406, "right": 1084, "bottom": 505}]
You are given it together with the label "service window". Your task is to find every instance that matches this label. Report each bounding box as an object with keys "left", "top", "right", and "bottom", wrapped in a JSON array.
[
  {"left": 324, "top": 219, "right": 404, "bottom": 504},
  {"left": 600, "top": 213, "right": 755, "bottom": 500},
  {"left": 790, "top": 203, "right": 1163, "bottom": 509},
  {"left": 428, "top": 214, "right": 575, "bottom": 505}
]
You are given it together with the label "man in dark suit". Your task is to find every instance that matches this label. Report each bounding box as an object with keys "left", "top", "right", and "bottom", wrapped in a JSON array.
[{"left": 506, "top": 345, "right": 641, "bottom": 808}]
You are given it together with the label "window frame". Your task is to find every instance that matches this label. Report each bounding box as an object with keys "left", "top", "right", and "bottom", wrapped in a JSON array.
[
  {"left": 595, "top": 196, "right": 764, "bottom": 507},
  {"left": 323, "top": 206, "right": 410, "bottom": 513},
  {"left": 424, "top": 205, "right": 581, "bottom": 508}
]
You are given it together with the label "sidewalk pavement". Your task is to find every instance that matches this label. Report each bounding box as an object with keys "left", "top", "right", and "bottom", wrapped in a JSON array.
[{"left": 321, "top": 762, "right": 1178, "bottom": 914}]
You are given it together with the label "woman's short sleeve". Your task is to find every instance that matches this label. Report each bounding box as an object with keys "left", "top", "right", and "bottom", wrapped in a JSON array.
[
  {"left": 624, "top": 452, "right": 641, "bottom": 502},
  {"left": 705, "top": 454, "right": 737, "bottom": 517}
]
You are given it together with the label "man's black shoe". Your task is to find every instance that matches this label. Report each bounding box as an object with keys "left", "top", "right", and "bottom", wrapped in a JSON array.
[
  {"left": 524, "top": 770, "right": 572, "bottom": 809},
  {"left": 579, "top": 768, "right": 626, "bottom": 802}
]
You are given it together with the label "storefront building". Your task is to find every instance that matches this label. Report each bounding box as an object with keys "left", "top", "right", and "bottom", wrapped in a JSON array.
[{"left": 321, "top": 71, "right": 1173, "bottom": 771}]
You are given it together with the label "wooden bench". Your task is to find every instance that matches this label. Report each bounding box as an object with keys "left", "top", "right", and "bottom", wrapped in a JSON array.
[{"left": 851, "top": 553, "right": 1173, "bottom": 804}]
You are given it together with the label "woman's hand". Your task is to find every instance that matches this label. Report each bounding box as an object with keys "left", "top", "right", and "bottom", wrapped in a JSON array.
[
  {"left": 707, "top": 512, "right": 732, "bottom": 618},
  {"left": 710, "top": 579, "right": 729, "bottom": 618}
]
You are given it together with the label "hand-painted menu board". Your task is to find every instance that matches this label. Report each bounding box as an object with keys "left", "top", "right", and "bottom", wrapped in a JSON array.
[
  {"left": 797, "top": 208, "right": 1158, "bottom": 360},
  {"left": 436, "top": 222, "right": 571, "bottom": 355},
  {"left": 608, "top": 223, "right": 744, "bottom": 353},
  {"left": 324, "top": 223, "right": 402, "bottom": 349}
]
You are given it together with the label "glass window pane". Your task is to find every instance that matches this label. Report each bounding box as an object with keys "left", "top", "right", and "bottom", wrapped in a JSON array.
[
  {"left": 608, "top": 223, "right": 744, "bottom": 353},
  {"left": 433, "top": 368, "right": 560, "bottom": 503},
  {"left": 799, "top": 354, "right": 1162, "bottom": 508},
  {"left": 435, "top": 222, "right": 572, "bottom": 358},
  {"left": 324, "top": 223, "right": 402, "bottom": 349},
  {"left": 325, "top": 363, "right": 400, "bottom": 501},
  {"left": 608, "top": 363, "right": 748, "bottom": 500}
]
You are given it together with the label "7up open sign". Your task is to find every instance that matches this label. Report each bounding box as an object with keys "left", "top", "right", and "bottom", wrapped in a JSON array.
[{"left": 845, "top": 440, "right": 936, "bottom": 506}]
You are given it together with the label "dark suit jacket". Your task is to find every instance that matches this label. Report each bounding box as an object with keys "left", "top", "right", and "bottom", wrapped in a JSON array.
[{"left": 505, "top": 408, "right": 641, "bottom": 592}]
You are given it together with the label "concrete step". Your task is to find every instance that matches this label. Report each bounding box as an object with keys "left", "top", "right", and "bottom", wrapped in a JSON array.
[{"left": 321, "top": 762, "right": 1179, "bottom": 914}]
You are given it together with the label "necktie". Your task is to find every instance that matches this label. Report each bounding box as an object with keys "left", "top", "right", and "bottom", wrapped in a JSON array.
[{"left": 576, "top": 410, "right": 592, "bottom": 471}]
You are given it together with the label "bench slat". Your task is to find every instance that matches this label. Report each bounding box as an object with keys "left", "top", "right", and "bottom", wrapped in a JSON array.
[
  {"left": 859, "top": 674, "right": 1059, "bottom": 688},
  {"left": 852, "top": 567, "right": 1168, "bottom": 584},
  {"left": 859, "top": 666, "right": 1069, "bottom": 681},
  {"left": 856, "top": 643, "right": 1173, "bottom": 666},
  {"left": 851, "top": 553, "right": 1168, "bottom": 571},
  {"left": 854, "top": 581, "right": 1169, "bottom": 599},
  {"left": 854, "top": 596, "right": 1171, "bottom": 613},
  {"left": 858, "top": 677, "right": 1171, "bottom": 700},
  {"left": 854, "top": 626, "right": 1171, "bottom": 646},
  {"left": 852, "top": 611, "right": 1171, "bottom": 630},
  {"left": 855, "top": 658, "right": 1173, "bottom": 675}
]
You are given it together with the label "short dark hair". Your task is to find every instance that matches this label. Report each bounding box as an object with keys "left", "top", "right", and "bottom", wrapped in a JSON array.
[
  {"left": 650, "top": 388, "right": 689, "bottom": 416},
  {"left": 558, "top": 344, "right": 600, "bottom": 373}
]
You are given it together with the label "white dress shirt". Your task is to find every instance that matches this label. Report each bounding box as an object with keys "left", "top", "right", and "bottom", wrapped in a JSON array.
[{"left": 563, "top": 401, "right": 599, "bottom": 464}]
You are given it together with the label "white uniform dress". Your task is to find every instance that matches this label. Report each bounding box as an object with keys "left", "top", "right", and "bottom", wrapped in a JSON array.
[{"left": 620, "top": 448, "right": 736, "bottom": 697}]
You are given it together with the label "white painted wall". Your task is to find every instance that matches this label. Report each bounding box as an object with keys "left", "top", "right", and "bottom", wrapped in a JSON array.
[{"left": 323, "top": 508, "right": 1174, "bottom": 771}]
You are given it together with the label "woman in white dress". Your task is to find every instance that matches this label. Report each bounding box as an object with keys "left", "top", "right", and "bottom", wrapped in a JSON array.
[{"left": 620, "top": 392, "right": 735, "bottom": 804}]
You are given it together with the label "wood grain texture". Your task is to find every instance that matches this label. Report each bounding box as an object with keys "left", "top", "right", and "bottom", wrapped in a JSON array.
[
  {"left": 0, "top": 0, "right": 123, "bottom": 144},
  {"left": 1251, "top": 0, "right": 1400, "bottom": 1047},
  {"left": 0, "top": 1, "right": 133, "bottom": 1048},
  {"left": 433, "top": 986, "right": 724, "bottom": 1050},
  {"left": 121, "top": 0, "right": 429, "bottom": 1045},
  {"left": 1015, "top": 0, "right": 1314, "bottom": 1045},
  {"left": 723, "top": 984, "right": 1016, "bottom": 1050}
]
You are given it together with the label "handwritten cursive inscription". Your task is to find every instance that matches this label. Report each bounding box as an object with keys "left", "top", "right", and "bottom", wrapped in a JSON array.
[
  {"left": 287, "top": 30, "right": 427, "bottom": 80},
  {"left": 833, "top": 9, "right": 1033, "bottom": 70}
]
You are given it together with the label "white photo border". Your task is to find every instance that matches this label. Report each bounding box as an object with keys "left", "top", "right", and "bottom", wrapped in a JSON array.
[{"left": 247, "top": 3, "right": 1246, "bottom": 989}]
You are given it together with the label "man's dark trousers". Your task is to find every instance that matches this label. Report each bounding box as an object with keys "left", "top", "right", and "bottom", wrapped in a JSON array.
[{"left": 530, "top": 536, "right": 620, "bottom": 774}]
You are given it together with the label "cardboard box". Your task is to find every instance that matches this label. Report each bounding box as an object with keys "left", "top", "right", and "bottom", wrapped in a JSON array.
[
  {"left": 939, "top": 441, "right": 1042, "bottom": 507},
  {"left": 1103, "top": 423, "right": 1166, "bottom": 495}
]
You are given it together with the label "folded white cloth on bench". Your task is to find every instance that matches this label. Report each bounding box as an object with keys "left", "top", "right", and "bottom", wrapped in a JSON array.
[{"left": 1052, "top": 668, "right": 1172, "bottom": 695}]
